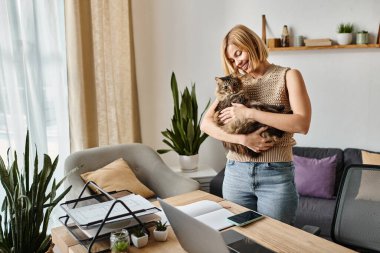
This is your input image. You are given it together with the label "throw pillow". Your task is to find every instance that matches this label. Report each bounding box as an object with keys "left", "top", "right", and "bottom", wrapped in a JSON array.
[
  {"left": 293, "top": 154, "right": 337, "bottom": 199},
  {"left": 80, "top": 158, "right": 155, "bottom": 198},
  {"left": 355, "top": 150, "right": 380, "bottom": 202}
]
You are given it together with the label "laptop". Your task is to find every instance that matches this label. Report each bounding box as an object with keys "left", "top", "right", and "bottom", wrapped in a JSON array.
[{"left": 158, "top": 198, "right": 275, "bottom": 253}]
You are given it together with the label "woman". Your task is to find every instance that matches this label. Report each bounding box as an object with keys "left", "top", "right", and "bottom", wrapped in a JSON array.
[{"left": 200, "top": 24, "right": 311, "bottom": 224}]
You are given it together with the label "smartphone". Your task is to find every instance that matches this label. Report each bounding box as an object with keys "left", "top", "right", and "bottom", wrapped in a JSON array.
[{"left": 227, "top": 210, "right": 264, "bottom": 226}]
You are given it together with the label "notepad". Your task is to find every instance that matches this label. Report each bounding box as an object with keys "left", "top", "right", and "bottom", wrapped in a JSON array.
[{"left": 176, "top": 200, "right": 235, "bottom": 231}]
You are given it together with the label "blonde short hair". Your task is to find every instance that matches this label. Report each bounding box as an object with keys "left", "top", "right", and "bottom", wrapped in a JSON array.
[{"left": 221, "top": 24, "right": 268, "bottom": 75}]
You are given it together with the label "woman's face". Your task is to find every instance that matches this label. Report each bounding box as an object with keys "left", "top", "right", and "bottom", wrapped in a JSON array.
[{"left": 226, "top": 44, "right": 252, "bottom": 73}]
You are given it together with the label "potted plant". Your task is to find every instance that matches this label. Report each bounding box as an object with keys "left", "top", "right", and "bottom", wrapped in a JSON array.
[
  {"left": 356, "top": 30, "right": 369, "bottom": 44},
  {"left": 336, "top": 23, "right": 354, "bottom": 45},
  {"left": 130, "top": 226, "right": 148, "bottom": 248},
  {"left": 157, "top": 72, "right": 210, "bottom": 171},
  {"left": 0, "top": 131, "right": 71, "bottom": 253},
  {"left": 153, "top": 220, "right": 168, "bottom": 242},
  {"left": 110, "top": 229, "right": 129, "bottom": 253}
]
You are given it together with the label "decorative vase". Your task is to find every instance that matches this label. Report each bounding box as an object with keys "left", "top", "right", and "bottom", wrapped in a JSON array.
[
  {"left": 336, "top": 33, "right": 353, "bottom": 45},
  {"left": 131, "top": 233, "right": 148, "bottom": 248},
  {"left": 356, "top": 32, "right": 369, "bottom": 44},
  {"left": 179, "top": 154, "right": 199, "bottom": 172},
  {"left": 153, "top": 229, "right": 168, "bottom": 242}
]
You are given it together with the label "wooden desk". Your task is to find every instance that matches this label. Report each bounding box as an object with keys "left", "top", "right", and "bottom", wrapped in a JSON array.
[{"left": 52, "top": 190, "right": 356, "bottom": 253}]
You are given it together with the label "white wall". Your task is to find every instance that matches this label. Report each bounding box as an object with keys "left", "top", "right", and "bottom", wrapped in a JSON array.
[{"left": 131, "top": 0, "right": 380, "bottom": 172}]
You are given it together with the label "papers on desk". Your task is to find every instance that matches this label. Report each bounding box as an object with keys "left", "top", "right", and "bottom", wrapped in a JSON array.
[
  {"left": 79, "top": 213, "right": 161, "bottom": 238},
  {"left": 62, "top": 194, "right": 159, "bottom": 227},
  {"left": 177, "top": 200, "right": 235, "bottom": 231}
]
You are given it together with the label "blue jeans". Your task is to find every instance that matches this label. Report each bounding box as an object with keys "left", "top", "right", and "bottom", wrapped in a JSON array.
[{"left": 222, "top": 160, "right": 298, "bottom": 224}]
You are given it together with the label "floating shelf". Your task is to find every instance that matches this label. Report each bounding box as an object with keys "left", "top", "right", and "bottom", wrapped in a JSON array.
[{"left": 268, "top": 44, "right": 380, "bottom": 52}]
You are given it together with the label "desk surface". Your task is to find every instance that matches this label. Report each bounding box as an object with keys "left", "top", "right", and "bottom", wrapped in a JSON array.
[{"left": 52, "top": 190, "right": 356, "bottom": 253}]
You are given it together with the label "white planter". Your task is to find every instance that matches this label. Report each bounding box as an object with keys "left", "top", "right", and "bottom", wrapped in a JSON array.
[
  {"left": 131, "top": 233, "right": 148, "bottom": 248},
  {"left": 336, "top": 33, "right": 353, "bottom": 45},
  {"left": 153, "top": 229, "right": 168, "bottom": 241},
  {"left": 179, "top": 154, "right": 199, "bottom": 172}
]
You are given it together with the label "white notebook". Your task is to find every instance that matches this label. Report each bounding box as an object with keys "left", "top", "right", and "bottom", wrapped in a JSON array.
[{"left": 176, "top": 200, "right": 235, "bottom": 231}]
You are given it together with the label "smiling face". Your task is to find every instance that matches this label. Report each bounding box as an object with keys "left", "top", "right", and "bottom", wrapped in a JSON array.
[
  {"left": 221, "top": 25, "right": 269, "bottom": 75},
  {"left": 226, "top": 44, "right": 252, "bottom": 74}
]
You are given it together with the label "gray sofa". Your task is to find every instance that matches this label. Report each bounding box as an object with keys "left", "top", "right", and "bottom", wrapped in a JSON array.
[
  {"left": 210, "top": 147, "right": 366, "bottom": 240},
  {"left": 64, "top": 143, "right": 200, "bottom": 202}
]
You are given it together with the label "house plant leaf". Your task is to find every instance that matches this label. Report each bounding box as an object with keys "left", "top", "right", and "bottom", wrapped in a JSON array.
[
  {"left": 0, "top": 131, "right": 71, "bottom": 253},
  {"left": 158, "top": 72, "right": 210, "bottom": 157}
]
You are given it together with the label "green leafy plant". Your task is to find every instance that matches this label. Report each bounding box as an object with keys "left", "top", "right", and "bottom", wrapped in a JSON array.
[
  {"left": 112, "top": 238, "right": 129, "bottom": 253},
  {"left": 131, "top": 226, "right": 146, "bottom": 238},
  {"left": 337, "top": 23, "right": 354, "bottom": 33},
  {"left": 157, "top": 72, "right": 210, "bottom": 156},
  {"left": 0, "top": 131, "right": 71, "bottom": 253},
  {"left": 155, "top": 220, "right": 168, "bottom": 231}
]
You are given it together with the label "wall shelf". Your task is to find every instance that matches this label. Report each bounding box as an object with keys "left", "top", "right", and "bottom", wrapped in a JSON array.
[{"left": 269, "top": 44, "right": 380, "bottom": 52}]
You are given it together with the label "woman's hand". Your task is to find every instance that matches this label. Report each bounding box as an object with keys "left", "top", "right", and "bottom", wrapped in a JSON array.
[
  {"left": 240, "top": 127, "right": 275, "bottom": 153},
  {"left": 218, "top": 103, "right": 250, "bottom": 124}
]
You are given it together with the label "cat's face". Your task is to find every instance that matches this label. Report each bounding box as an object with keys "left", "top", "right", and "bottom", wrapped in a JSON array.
[{"left": 215, "top": 75, "right": 243, "bottom": 100}]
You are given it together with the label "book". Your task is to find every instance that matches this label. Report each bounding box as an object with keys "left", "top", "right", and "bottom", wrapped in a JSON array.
[
  {"left": 176, "top": 200, "right": 235, "bottom": 231},
  {"left": 304, "top": 38, "right": 332, "bottom": 46},
  {"left": 61, "top": 194, "right": 160, "bottom": 227}
]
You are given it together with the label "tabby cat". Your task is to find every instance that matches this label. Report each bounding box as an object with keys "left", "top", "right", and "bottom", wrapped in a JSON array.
[{"left": 214, "top": 74, "right": 287, "bottom": 157}]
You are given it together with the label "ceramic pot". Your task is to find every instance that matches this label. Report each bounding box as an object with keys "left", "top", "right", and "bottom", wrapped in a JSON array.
[
  {"left": 336, "top": 33, "right": 353, "bottom": 45},
  {"left": 131, "top": 233, "right": 148, "bottom": 248},
  {"left": 179, "top": 154, "right": 199, "bottom": 172},
  {"left": 153, "top": 229, "right": 168, "bottom": 242}
]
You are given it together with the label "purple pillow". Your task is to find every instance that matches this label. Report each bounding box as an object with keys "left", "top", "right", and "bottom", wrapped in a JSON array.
[{"left": 293, "top": 154, "right": 337, "bottom": 199}]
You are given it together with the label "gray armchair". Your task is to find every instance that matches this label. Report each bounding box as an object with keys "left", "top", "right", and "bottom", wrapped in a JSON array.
[{"left": 64, "top": 143, "right": 200, "bottom": 201}]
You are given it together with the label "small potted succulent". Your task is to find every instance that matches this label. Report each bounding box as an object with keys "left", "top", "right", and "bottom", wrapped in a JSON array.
[
  {"left": 336, "top": 23, "right": 354, "bottom": 45},
  {"left": 153, "top": 220, "right": 168, "bottom": 242},
  {"left": 131, "top": 226, "right": 148, "bottom": 248},
  {"left": 356, "top": 30, "right": 369, "bottom": 44}
]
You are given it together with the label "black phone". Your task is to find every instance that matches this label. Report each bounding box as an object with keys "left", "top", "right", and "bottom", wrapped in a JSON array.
[{"left": 227, "top": 210, "right": 264, "bottom": 226}]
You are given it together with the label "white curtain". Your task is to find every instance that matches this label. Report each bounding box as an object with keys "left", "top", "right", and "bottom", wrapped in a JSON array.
[{"left": 0, "top": 0, "right": 69, "bottom": 198}]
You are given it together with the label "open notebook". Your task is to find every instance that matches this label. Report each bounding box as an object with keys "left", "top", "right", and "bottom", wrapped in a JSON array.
[
  {"left": 175, "top": 200, "right": 235, "bottom": 230},
  {"left": 158, "top": 198, "right": 274, "bottom": 253}
]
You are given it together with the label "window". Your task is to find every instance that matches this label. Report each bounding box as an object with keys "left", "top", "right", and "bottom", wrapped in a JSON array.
[{"left": 0, "top": 0, "right": 69, "bottom": 200}]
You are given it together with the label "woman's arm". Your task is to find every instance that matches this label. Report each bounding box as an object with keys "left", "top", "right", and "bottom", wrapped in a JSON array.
[
  {"left": 200, "top": 99, "right": 274, "bottom": 152},
  {"left": 219, "top": 69, "right": 311, "bottom": 134}
]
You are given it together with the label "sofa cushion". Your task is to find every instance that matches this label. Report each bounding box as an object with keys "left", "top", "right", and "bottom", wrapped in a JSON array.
[
  {"left": 210, "top": 168, "right": 225, "bottom": 198},
  {"left": 293, "top": 147, "right": 343, "bottom": 195},
  {"left": 294, "top": 154, "right": 337, "bottom": 199},
  {"left": 343, "top": 148, "right": 362, "bottom": 166},
  {"left": 294, "top": 196, "right": 336, "bottom": 239},
  {"left": 80, "top": 158, "right": 156, "bottom": 198}
]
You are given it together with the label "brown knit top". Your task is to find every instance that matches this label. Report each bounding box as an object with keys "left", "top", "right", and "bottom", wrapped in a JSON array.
[{"left": 226, "top": 64, "right": 296, "bottom": 162}]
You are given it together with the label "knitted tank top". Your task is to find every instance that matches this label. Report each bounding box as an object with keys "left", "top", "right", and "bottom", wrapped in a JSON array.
[{"left": 226, "top": 64, "right": 296, "bottom": 162}]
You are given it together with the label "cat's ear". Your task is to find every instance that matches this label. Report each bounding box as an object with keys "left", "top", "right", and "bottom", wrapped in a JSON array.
[{"left": 215, "top": 77, "right": 221, "bottom": 81}]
